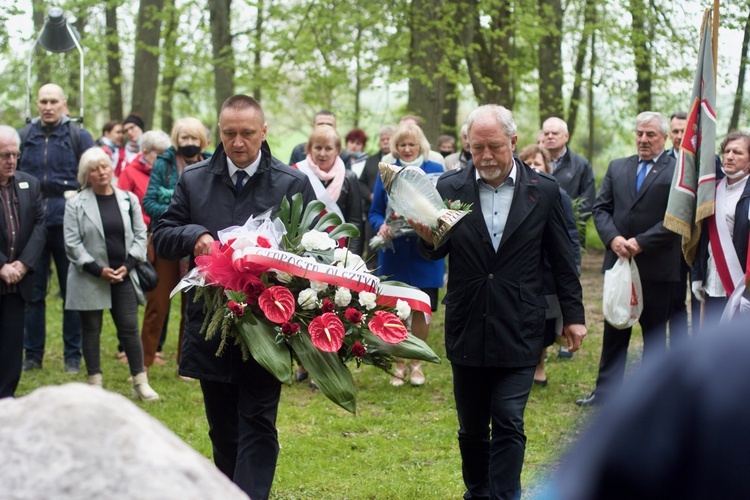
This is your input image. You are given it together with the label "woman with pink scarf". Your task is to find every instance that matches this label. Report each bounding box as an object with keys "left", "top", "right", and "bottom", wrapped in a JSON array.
[{"left": 293, "top": 125, "right": 363, "bottom": 255}]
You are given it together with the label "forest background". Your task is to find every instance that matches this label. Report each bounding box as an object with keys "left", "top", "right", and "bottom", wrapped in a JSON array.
[{"left": 1, "top": 0, "right": 749, "bottom": 177}]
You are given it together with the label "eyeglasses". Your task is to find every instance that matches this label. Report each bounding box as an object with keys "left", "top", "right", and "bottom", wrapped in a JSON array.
[{"left": 0, "top": 151, "right": 21, "bottom": 160}]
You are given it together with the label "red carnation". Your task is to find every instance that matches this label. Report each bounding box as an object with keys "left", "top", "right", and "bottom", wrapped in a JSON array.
[
  {"left": 228, "top": 300, "right": 245, "bottom": 317},
  {"left": 281, "top": 322, "right": 301, "bottom": 336},
  {"left": 308, "top": 313, "right": 345, "bottom": 352},
  {"left": 258, "top": 286, "right": 296, "bottom": 324},
  {"left": 241, "top": 274, "right": 267, "bottom": 305},
  {"left": 351, "top": 341, "right": 366, "bottom": 359},
  {"left": 344, "top": 307, "right": 363, "bottom": 324},
  {"left": 367, "top": 310, "right": 408, "bottom": 344},
  {"left": 321, "top": 298, "right": 335, "bottom": 313}
]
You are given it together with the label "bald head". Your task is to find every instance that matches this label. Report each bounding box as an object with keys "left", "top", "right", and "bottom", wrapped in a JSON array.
[
  {"left": 37, "top": 83, "right": 67, "bottom": 126},
  {"left": 542, "top": 117, "right": 569, "bottom": 159}
]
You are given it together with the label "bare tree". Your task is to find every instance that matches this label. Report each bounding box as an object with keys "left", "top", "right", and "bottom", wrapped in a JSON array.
[
  {"left": 132, "top": 0, "right": 165, "bottom": 129},
  {"left": 210, "top": 0, "right": 235, "bottom": 126},
  {"left": 729, "top": 8, "right": 750, "bottom": 133},
  {"left": 105, "top": 0, "right": 124, "bottom": 120}
]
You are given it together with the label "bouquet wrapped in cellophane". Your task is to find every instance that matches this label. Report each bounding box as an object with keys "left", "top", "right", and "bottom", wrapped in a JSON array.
[{"left": 173, "top": 194, "right": 439, "bottom": 413}]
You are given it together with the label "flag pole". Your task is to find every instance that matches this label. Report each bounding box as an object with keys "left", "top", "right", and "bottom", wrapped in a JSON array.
[{"left": 713, "top": 0, "right": 719, "bottom": 82}]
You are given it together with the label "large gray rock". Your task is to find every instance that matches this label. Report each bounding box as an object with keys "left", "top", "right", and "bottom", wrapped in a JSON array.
[{"left": 0, "top": 383, "right": 247, "bottom": 500}]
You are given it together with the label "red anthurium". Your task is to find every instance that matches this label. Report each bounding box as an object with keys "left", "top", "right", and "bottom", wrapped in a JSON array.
[
  {"left": 258, "top": 286, "right": 296, "bottom": 323},
  {"left": 368, "top": 310, "right": 408, "bottom": 344},
  {"left": 308, "top": 313, "right": 345, "bottom": 352}
]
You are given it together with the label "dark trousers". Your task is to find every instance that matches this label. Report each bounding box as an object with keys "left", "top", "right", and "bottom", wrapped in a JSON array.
[
  {"left": 80, "top": 279, "right": 144, "bottom": 376},
  {"left": 0, "top": 293, "right": 26, "bottom": 397},
  {"left": 595, "top": 279, "right": 675, "bottom": 400},
  {"left": 452, "top": 363, "right": 536, "bottom": 500},
  {"left": 668, "top": 259, "right": 691, "bottom": 345},
  {"left": 24, "top": 224, "right": 81, "bottom": 363},
  {"left": 200, "top": 364, "right": 282, "bottom": 499}
]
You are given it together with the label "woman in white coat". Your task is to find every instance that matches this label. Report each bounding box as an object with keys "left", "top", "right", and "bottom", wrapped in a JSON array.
[{"left": 64, "top": 147, "right": 158, "bottom": 400}]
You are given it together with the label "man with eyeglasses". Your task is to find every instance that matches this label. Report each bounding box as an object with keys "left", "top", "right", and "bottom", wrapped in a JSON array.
[
  {"left": 0, "top": 125, "right": 45, "bottom": 396},
  {"left": 17, "top": 83, "right": 94, "bottom": 374}
]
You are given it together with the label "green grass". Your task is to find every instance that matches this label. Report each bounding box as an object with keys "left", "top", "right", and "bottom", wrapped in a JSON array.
[{"left": 15, "top": 252, "right": 644, "bottom": 499}]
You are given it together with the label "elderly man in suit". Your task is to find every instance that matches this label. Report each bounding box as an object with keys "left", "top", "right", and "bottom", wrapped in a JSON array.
[
  {"left": 0, "top": 125, "right": 45, "bottom": 398},
  {"left": 411, "top": 104, "right": 586, "bottom": 499},
  {"left": 576, "top": 111, "right": 681, "bottom": 407}
]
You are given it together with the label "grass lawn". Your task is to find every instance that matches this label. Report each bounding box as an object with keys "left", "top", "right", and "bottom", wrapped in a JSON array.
[{"left": 14, "top": 248, "right": 649, "bottom": 499}]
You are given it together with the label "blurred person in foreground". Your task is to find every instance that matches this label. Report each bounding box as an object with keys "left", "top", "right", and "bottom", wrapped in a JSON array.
[
  {"left": 517, "top": 144, "right": 580, "bottom": 386},
  {"left": 369, "top": 121, "right": 445, "bottom": 387},
  {"left": 691, "top": 131, "right": 750, "bottom": 328},
  {"left": 142, "top": 118, "right": 212, "bottom": 373},
  {"left": 19, "top": 83, "right": 94, "bottom": 374},
  {"left": 153, "top": 95, "right": 315, "bottom": 499},
  {"left": 63, "top": 147, "right": 157, "bottom": 400},
  {"left": 410, "top": 104, "right": 585, "bottom": 499},
  {"left": 552, "top": 316, "right": 750, "bottom": 500},
  {"left": 0, "top": 126, "right": 45, "bottom": 398}
]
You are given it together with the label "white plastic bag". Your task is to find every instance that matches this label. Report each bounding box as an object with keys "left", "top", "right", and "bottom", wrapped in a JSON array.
[{"left": 602, "top": 258, "right": 643, "bottom": 329}]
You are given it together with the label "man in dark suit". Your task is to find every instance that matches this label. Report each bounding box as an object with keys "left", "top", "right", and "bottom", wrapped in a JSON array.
[
  {"left": 0, "top": 126, "right": 45, "bottom": 398},
  {"left": 411, "top": 104, "right": 586, "bottom": 499},
  {"left": 154, "top": 95, "right": 315, "bottom": 499},
  {"left": 576, "top": 112, "right": 681, "bottom": 407}
]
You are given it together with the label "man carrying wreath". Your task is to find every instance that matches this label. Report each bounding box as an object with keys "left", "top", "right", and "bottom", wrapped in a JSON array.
[
  {"left": 153, "top": 95, "right": 315, "bottom": 499},
  {"left": 410, "top": 104, "right": 586, "bottom": 499}
]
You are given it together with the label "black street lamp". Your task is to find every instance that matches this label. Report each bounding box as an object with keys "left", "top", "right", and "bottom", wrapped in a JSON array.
[{"left": 26, "top": 7, "right": 85, "bottom": 123}]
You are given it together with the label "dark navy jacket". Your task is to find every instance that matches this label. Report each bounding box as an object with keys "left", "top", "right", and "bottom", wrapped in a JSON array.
[{"left": 17, "top": 116, "right": 94, "bottom": 226}]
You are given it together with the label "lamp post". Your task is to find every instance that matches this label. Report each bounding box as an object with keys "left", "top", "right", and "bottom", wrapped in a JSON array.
[{"left": 26, "top": 7, "right": 85, "bottom": 123}]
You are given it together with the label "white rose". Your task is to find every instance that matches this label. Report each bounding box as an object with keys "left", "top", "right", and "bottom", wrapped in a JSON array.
[
  {"left": 272, "top": 270, "right": 293, "bottom": 283},
  {"left": 334, "top": 287, "right": 352, "bottom": 307},
  {"left": 309, "top": 280, "right": 329, "bottom": 293},
  {"left": 358, "top": 291, "right": 377, "bottom": 310},
  {"left": 395, "top": 299, "right": 411, "bottom": 320},
  {"left": 300, "top": 230, "right": 337, "bottom": 251},
  {"left": 298, "top": 288, "right": 319, "bottom": 310}
]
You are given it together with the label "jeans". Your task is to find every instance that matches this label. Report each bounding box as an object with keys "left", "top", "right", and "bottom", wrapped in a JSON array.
[
  {"left": 24, "top": 224, "right": 82, "bottom": 363},
  {"left": 80, "top": 279, "right": 144, "bottom": 376},
  {"left": 452, "top": 363, "right": 536, "bottom": 500}
]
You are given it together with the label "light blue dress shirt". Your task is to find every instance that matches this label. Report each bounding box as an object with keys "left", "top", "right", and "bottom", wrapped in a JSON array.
[{"left": 476, "top": 163, "right": 517, "bottom": 251}]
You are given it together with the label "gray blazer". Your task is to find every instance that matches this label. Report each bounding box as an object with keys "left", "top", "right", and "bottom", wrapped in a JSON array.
[{"left": 64, "top": 187, "right": 148, "bottom": 310}]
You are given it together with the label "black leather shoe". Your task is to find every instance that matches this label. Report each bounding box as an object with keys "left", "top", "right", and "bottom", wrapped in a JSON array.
[
  {"left": 22, "top": 359, "right": 42, "bottom": 372},
  {"left": 575, "top": 392, "right": 599, "bottom": 407}
]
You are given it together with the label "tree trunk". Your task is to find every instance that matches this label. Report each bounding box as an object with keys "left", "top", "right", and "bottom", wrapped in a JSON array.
[
  {"left": 132, "top": 0, "right": 165, "bottom": 129},
  {"left": 160, "top": 0, "right": 178, "bottom": 133},
  {"left": 407, "top": 0, "right": 448, "bottom": 146},
  {"left": 587, "top": 28, "right": 597, "bottom": 163},
  {"left": 630, "top": 0, "right": 651, "bottom": 112},
  {"left": 729, "top": 9, "right": 750, "bottom": 133},
  {"left": 31, "top": 0, "right": 51, "bottom": 103},
  {"left": 253, "top": 0, "right": 263, "bottom": 102},
  {"left": 105, "top": 1, "right": 124, "bottom": 120},
  {"left": 567, "top": 0, "right": 596, "bottom": 139},
  {"left": 538, "top": 0, "right": 563, "bottom": 125},
  {"left": 463, "top": 0, "right": 515, "bottom": 109},
  {"left": 210, "top": 0, "right": 235, "bottom": 126},
  {"left": 353, "top": 24, "right": 362, "bottom": 128}
]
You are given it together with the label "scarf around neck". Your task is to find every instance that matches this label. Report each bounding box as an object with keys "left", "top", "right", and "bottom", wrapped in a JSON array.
[{"left": 304, "top": 154, "right": 345, "bottom": 201}]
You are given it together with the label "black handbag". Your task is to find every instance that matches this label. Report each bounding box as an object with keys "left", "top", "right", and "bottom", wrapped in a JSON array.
[
  {"left": 127, "top": 195, "right": 159, "bottom": 292},
  {"left": 135, "top": 260, "right": 159, "bottom": 292}
]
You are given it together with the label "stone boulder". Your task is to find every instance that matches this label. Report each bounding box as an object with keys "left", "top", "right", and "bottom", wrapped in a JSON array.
[{"left": 0, "top": 383, "right": 247, "bottom": 500}]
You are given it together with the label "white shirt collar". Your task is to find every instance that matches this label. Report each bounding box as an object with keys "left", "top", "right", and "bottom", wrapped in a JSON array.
[{"left": 227, "top": 150, "right": 263, "bottom": 178}]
